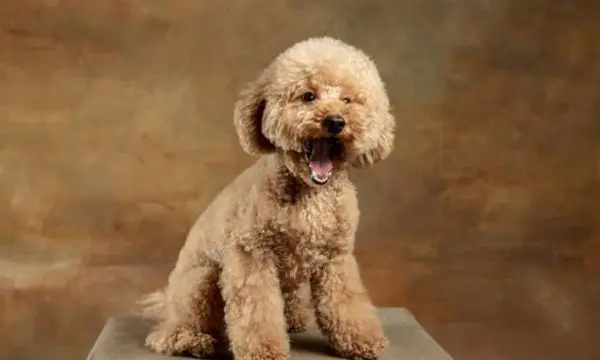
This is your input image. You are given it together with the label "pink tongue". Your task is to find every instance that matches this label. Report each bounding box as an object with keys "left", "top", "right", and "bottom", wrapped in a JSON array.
[{"left": 309, "top": 140, "right": 333, "bottom": 178}]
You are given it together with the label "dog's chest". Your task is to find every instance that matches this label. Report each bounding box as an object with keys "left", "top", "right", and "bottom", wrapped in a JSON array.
[{"left": 269, "top": 194, "right": 348, "bottom": 280}]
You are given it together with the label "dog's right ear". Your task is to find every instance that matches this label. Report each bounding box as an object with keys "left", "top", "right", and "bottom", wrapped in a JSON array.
[{"left": 233, "top": 74, "right": 276, "bottom": 156}]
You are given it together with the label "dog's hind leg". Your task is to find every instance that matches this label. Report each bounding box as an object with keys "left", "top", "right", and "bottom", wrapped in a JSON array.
[{"left": 144, "top": 264, "right": 225, "bottom": 358}]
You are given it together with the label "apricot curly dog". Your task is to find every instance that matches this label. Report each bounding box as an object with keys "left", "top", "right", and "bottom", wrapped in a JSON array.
[{"left": 140, "top": 37, "right": 395, "bottom": 360}]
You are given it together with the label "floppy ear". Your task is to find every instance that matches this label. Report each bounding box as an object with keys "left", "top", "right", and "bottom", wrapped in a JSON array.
[
  {"left": 233, "top": 74, "right": 276, "bottom": 156},
  {"left": 351, "top": 112, "right": 396, "bottom": 168}
]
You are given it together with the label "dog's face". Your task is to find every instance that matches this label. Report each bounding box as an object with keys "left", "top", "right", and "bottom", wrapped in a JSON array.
[{"left": 234, "top": 37, "right": 395, "bottom": 187}]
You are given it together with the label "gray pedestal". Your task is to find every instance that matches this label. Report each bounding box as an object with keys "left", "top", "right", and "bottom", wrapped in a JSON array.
[{"left": 86, "top": 308, "right": 454, "bottom": 360}]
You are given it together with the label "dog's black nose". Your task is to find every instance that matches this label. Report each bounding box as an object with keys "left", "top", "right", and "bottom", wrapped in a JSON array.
[{"left": 322, "top": 115, "right": 346, "bottom": 135}]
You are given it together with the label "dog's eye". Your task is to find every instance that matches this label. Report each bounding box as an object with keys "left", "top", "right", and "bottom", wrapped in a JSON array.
[
  {"left": 301, "top": 91, "right": 317, "bottom": 102},
  {"left": 342, "top": 97, "right": 352, "bottom": 104}
]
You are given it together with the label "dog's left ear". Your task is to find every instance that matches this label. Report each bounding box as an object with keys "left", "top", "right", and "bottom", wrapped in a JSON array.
[
  {"left": 351, "top": 111, "right": 396, "bottom": 168},
  {"left": 233, "top": 73, "right": 276, "bottom": 156}
]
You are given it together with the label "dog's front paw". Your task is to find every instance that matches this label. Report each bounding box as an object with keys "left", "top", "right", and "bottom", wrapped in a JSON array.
[
  {"left": 329, "top": 328, "right": 389, "bottom": 360},
  {"left": 239, "top": 344, "right": 289, "bottom": 360}
]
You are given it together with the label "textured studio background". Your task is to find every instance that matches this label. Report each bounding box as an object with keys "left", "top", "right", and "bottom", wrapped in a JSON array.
[{"left": 0, "top": 1, "right": 598, "bottom": 360}]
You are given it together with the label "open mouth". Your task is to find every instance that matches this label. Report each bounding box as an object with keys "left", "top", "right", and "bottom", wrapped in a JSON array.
[{"left": 303, "top": 138, "right": 344, "bottom": 185}]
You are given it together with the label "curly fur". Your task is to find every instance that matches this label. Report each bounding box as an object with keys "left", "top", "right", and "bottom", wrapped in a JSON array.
[{"left": 140, "top": 37, "right": 395, "bottom": 360}]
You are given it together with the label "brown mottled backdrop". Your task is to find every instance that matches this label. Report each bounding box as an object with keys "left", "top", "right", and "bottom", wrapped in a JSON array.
[{"left": 0, "top": 1, "right": 598, "bottom": 360}]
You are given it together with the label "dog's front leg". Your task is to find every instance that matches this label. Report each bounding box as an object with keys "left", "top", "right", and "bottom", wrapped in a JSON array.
[
  {"left": 283, "top": 281, "right": 311, "bottom": 333},
  {"left": 311, "top": 253, "right": 388, "bottom": 360},
  {"left": 221, "top": 249, "right": 289, "bottom": 360}
]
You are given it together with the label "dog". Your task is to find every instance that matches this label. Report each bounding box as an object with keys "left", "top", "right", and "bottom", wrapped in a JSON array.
[{"left": 140, "top": 36, "right": 396, "bottom": 360}]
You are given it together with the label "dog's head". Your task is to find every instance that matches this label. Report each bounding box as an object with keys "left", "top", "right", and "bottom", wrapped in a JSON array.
[{"left": 234, "top": 37, "right": 395, "bottom": 186}]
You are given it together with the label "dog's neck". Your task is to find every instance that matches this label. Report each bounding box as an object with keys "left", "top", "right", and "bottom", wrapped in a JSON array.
[{"left": 262, "top": 153, "right": 348, "bottom": 204}]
